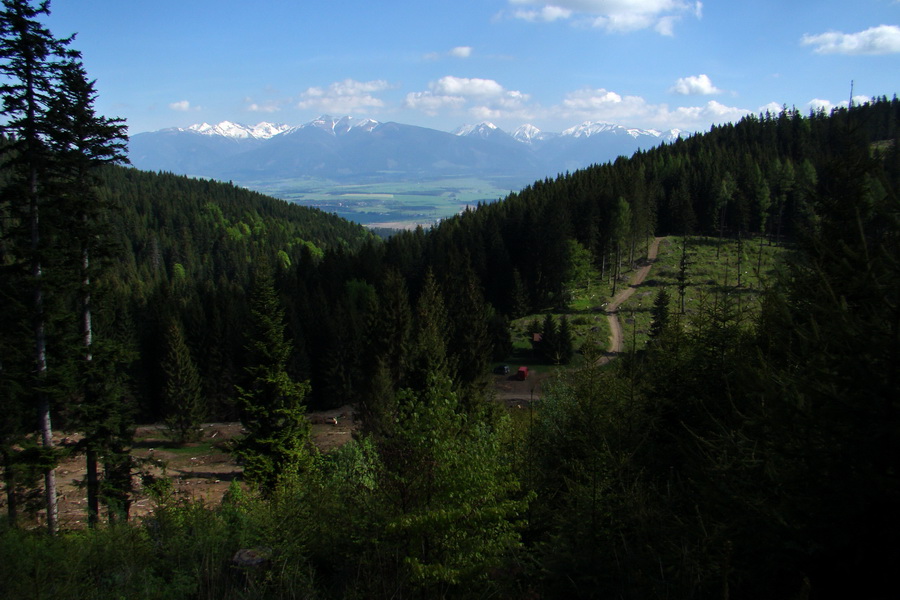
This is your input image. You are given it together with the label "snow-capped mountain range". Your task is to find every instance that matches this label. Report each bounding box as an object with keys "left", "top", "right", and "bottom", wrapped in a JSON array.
[
  {"left": 177, "top": 116, "right": 680, "bottom": 144},
  {"left": 129, "top": 115, "right": 684, "bottom": 186}
]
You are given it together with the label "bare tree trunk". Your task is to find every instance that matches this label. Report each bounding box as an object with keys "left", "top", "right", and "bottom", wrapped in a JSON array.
[
  {"left": 31, "top": 170, "right": 57, "bottom": 534},
  {"left": 82, "top": 244, "right": 100, "bottom": 527},
  {"left": 611, "top": 242, "right": 620, "bottom": 296}
]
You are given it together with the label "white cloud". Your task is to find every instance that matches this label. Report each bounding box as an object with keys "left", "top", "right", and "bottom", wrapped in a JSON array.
[
  {"left": 670, "top": 100, "right": 749, "bottom": 124},
  {"left": 805, "top": 96, "right": 873, "bottom": 113},
  {"left": 405, "top": 76, "right": 532, "bottom": 121},
  {"left": 297, "top": 79, "right": 390, "bottom": 113},
  {"left": 655, "top": 16, "right": 678, "bottom": 36},
  {"left": 759, "top": 101, "right": 786, "bottom": 115},
  {"left": 245, "top": 97, "right": 282, "bottom": 113},
  {"left": 557, "top": 86, "right": 749, "bottom": 130},
  {"left": 508, "top": 0, "right": 702, "bottom": 34},
  {"left": 450, "top": 46, "right": 473, "bottom": 58},
  {"left": 807, "top": 98, "right": 839, "bottom": 112},
  {"left": 669, "top": 74, "right": 722, "bottom": 95},
  {"left": 169, "top": 100, "right": 195, "bottom": 112},
  {"left": 247, "top": 103, "right": 280, "bottom": 113},
  {"left": 404, "top": 91, "right": 466, "bottom": 115},
  {"left": 426, "top": 46, "right": 475, "bottom": 60},
  {"left": 432, "top": 76, "right": 506, "bottom": 97},
  {"left": 801, "top": 25, "right": 900, "bottom": 55},
  {"left": 513, "top": 5, "right": 573, "bottom": 22}
]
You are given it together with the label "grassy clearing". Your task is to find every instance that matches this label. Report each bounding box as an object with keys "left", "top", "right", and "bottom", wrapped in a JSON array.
[
  {"left": 504, "top": 253, "right": 628, "bottom": 370},
  {"left": 619, "top": 235, "right": 789, "bottom": 349},
  {"left": 503, "top": 235, "right": 789, "bottom": 368}
]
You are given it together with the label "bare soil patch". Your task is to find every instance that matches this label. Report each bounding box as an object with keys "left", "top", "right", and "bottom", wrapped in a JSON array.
[{"left": 30, "top": 406, "right": 358, "bottom": 530}]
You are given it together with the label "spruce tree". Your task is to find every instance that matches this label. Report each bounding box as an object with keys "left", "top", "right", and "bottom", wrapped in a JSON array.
[
  {"left": 541, "top": 313, "right": 559, "bottom": 364},
  {"left": 509, "top": 267, "right": 530, "bottom": 319},
  {"left": 233, "top": 260, "right": 312, "bottom": 494},
  {"left": 0, "top": 0, "right": 74, "bottom": 533},
  {"left": 372, "top": 267, "right": 413, "bottom": 388},
  {"left": 405, "top": 268, "right": 450, "bottom": 392},
  {"left": 443, "top": 252, "right": 492, "bottom": 405},
  {"left": 45, "top": 57, "right": 129, "bottom": 527},
  {"left": 557, "top": 314, "right": 574, "bottom": 364},
  {"left": 648, "top": 288, "right": 671, "bottom": 341},
  {"left": 160, "top": 318, "right": 203, "bottom": 443}
]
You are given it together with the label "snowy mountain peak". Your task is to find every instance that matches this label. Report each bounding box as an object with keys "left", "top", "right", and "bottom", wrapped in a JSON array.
[
  {"left": 664, "top": 129, "right": 686, "bottom": 141},
  {"left": 297, "top": 115, "right": 381, "bottom": 135},
  {"left": 185, "top": 121, "right": 290, "bottom": 140},
  {"left": 561, "top": 121, "right": 627, "bottom": 138},
  {"left": 512, "top": 124, "right": 548, "bottom": 143},
  {"left": 249, "top": 122, "right": 293, "bottom": 139},
  {"left": 453, "top": 122, "right": 502, "bottom": 138},
  {"left": 561, "top": 121, "right": 686, "bottom": 141}
]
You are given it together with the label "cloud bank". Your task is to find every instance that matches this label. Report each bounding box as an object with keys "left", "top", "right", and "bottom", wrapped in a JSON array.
[
  {"left": 402, "top": 76, "right": 752, "bottom": 132},
  {"left": 405, "top": 76, "right": 533, "bottom": 120},
  {"left": 507, "top": 0, "right": 703, "bottom": 35},
  {"left": 559, "top": 86, "right": 748, "bottom": 130},
  {"left": 297, "top": 79, "right": 390, "bottom": 113},
  {"left": 801, "top": 24, "right": 900, "bottom": 55}
]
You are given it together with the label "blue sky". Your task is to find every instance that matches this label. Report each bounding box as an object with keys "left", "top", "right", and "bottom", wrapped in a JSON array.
[{"left": 44, "top": 0, "right": 900, "bottom": 135}]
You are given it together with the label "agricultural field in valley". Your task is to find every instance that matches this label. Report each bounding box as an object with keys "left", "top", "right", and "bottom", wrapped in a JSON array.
[{"left": 237, "top": 176, "right": 522, "bottom": 228}]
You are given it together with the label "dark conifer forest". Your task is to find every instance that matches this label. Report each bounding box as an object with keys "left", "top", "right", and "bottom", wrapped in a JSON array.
[{"left": 2, "top": 2, "right": 900, "bottom": 598}]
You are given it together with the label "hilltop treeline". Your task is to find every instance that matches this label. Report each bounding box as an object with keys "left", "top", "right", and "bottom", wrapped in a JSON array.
[{"left": 1, "top": 12, "right": 898, "bottom": 593}]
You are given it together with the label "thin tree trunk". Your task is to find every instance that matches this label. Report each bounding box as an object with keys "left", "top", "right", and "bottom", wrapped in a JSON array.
[
  {"left": 3, "top": 450, "right": 17, "bottom": 525},
  {"left": 611, "top": 242, "right": 620, "bottom": 296},
  {"left": 86, "top": 448, "right": 99, "bottom": 526},
  {"left": 31, "top": 168, "right": 58, "bottom": 534},
  {"left": 82, "top": 243, "right": 100, "bottom": 526}
]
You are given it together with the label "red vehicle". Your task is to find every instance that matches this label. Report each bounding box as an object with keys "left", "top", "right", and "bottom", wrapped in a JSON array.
[{"left": 517, "top": 366, "right": 529, "bottom": 380}]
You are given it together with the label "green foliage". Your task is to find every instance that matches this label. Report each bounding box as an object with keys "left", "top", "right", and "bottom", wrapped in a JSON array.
[
  {"left": 160, "top": 319, "right": 204, "bottom": 443},
  {"left": 233, "top": 261, "right": 313, "bottom": 494},
  {"left": 648, "top": 287, "right": 671, "bottom": 340},
  {"left": 1, "top": 40, "right": 898, "bottom": 598},
  {"left": 520, "top": 109, "right": 900, "bottom": 597},
  {"left": 363, "top": 374, "right": 527, "bottom": 596},
  {"left": 0, "top": 521, "right": 202, "bottom": 599}
]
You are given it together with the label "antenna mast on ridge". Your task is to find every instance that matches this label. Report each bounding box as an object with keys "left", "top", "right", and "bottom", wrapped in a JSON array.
[{"left": 850, "top": 80, "right": 855, "bottom": 107}]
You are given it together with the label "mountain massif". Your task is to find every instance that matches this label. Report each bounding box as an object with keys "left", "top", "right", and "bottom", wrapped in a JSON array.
[{"left": 128, "top": 115, "right": 683, "bottom": 185}]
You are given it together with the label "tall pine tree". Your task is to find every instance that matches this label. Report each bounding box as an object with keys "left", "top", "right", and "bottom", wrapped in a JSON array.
[
  {"left": 160, "top": 318, "right": 204, "bottom": 443},
  {"left": 0, "top": 0, "right": 74, "bottom": 533},
  {"left": 45, "top": 56, "right": 129, "bottom": 527},
  {"left": 233, "top": 260, "right": 313, "bottom": 494}
]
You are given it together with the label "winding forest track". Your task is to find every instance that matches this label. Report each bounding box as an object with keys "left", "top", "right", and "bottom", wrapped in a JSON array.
[
  {"left": 491, "top": 237, "right": 664, "bottom": 403},
  {"left": 597, "top": 237, "right": 664, "bottom": 365}
]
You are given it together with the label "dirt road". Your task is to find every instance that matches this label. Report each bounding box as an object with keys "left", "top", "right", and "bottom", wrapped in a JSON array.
[{"left": 600, "top": 237, "right": 663, "bottom": 362}]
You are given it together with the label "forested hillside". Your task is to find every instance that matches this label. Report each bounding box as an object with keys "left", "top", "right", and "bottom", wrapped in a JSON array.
[
  {"left": 1, "top": 4, "right": 898, "bottom": 593},
  {"left": 94, "top": 167, "right": 375, "bottom": 419}
]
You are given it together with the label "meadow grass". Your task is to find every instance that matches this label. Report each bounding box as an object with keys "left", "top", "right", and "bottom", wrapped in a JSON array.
[
  {"left": 506, "top": 234, "right": 789, "bottom": 366},
  {"left": 618, "top": 235, "right": 788, "bottom": 349}
]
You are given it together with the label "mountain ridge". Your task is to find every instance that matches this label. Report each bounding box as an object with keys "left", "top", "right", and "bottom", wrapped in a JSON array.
[{"left": 128, "top": 115, "right": 686, "bottom": 186}]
